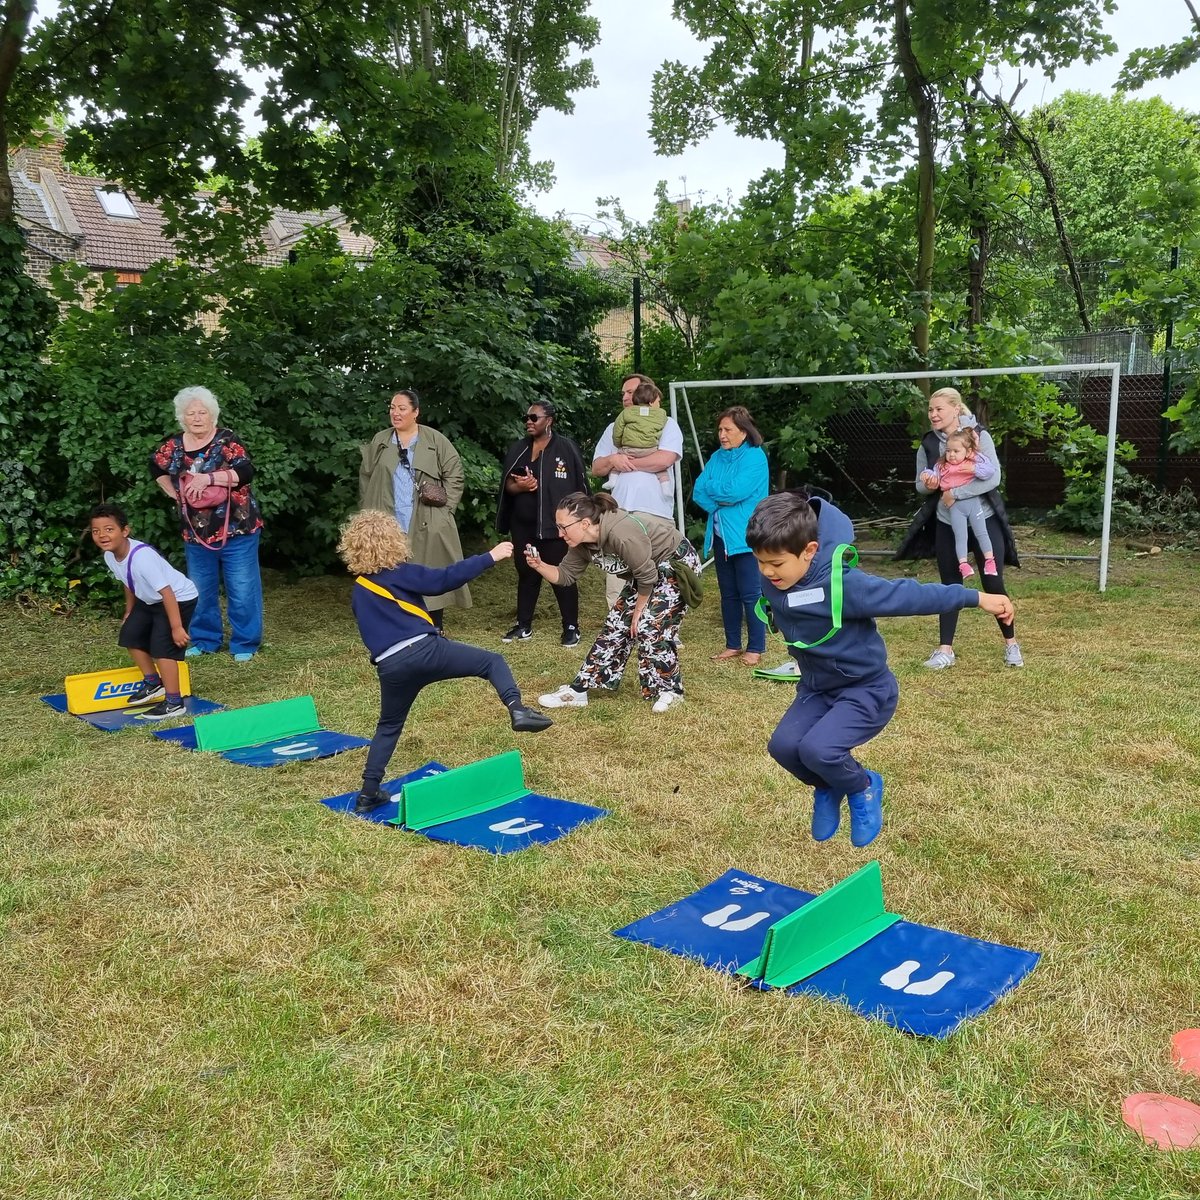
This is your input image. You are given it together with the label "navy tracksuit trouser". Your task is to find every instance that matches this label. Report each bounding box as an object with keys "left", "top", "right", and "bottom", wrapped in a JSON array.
[
  {"left": 767, "top": 672, "right": 899, "bottom": 796},
  {"left": 362, "top": 635, "right": 521, "bottom": 791}
]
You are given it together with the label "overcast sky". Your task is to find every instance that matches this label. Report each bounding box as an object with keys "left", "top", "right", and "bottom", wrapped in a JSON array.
[{"left": 526, "top": 0, "right": 1198, "bottom": 228}]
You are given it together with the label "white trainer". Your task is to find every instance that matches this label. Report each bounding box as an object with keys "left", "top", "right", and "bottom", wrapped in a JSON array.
[
  {"left": 651, "top": 691, "right": 683, "bottom": 713},
  {"left": 538, "top": 686, "right": 588, "bottom": 708}
]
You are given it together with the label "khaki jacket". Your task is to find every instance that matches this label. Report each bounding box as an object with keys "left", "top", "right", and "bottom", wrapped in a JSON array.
[
  {"left": 556, "top": 509, "right": 681, "bottom": 596},
  {"left": 359, "top": 424, "right": 471, "bottom": 609}
]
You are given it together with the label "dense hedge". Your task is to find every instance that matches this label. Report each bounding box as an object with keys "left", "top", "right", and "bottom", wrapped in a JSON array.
[{"left": 2, "top": 217, "right": 619, "bottom": 604}]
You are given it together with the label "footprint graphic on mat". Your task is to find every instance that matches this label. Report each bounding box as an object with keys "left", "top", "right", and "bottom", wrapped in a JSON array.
[
  {"left": 488, "top": 817, "right": 544, "bottom": 835},
  {"left": 879, "top": 959, "right": 956, "bottom": 995},
  {"left": 700, "top": 904, "right": 773, "bottom": 932}
]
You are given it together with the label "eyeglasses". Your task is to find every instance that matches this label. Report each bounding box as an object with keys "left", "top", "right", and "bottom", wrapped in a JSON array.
[
  {"left": 555, "top": 518, "right": 582, "bottom": 533},
  {"left": 524, "top": 412, "right": 543, "bottom": 422}
]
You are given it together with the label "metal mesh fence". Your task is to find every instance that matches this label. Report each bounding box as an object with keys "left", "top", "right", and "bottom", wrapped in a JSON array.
[{"left": 675, "top": 367, "right": 1200, "bottom": 521}]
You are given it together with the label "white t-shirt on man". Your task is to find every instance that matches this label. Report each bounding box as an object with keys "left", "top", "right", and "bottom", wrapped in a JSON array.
[
  {"left": 592, "top": 415, "right": 684, "bottom": 519},
  {"left": 104, "top": 539, "right": 199, "bottom": 605}
]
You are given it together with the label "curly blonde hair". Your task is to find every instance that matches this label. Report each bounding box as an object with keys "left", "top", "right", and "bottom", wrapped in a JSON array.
[{"left": 337, "top": 510, "right": 411, "bottom": 575}]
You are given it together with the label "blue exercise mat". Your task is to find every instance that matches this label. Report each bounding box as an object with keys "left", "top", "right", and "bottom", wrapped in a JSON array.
[
  {"left": 41, "top": 693, "right": 224, "bottom": 731},
  {"left": 614, "top": 869, "right": 1039, "bottom": 1038},
  {"left": 321, "top": 762, "right": 449, "bottom": 825},
  {"left": 154, "top": 723, "right": 369, "bottom": 766},
  {"left": 322, "top": 761, "right": 608, "bottom": 852},
  {"left": 410, "top": 793, "right": 607, "bottom": 853}
]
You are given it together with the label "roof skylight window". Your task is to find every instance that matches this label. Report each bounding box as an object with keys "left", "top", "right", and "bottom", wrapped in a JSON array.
[{"left": 95, "top": 188, "right": 138, "bottom": 219}]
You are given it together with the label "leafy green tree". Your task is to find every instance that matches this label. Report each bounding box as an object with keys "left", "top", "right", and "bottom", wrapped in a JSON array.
[
  {"left": 1119, "top": 0, "right": 1200, "bottom": 91},
  {"left": 1008, "top": 90, "right": 1200, "bottom": 335},
  {"left": 651, "top": 1, "right": 1115, "bottom": 371},
  {"left": 378, "top": 0, "right": 599, "bottom": 188}
]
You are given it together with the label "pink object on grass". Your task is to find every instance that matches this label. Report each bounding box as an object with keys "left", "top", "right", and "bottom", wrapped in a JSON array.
[
  {"left": 1121, "top": 1092, "right": 1200, "bottom": 1150},
  {"left": 1172, "top": 1029, "right": 1200, "bottom": 1077}
]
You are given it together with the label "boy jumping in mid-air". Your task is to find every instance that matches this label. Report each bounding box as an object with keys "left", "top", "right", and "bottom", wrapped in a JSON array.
[
  {"left": 89, "top": 503, "right": 198, "bottom": 719},
  {"left": 746, "top": 491, "right": 1014, "bottom": 848}
]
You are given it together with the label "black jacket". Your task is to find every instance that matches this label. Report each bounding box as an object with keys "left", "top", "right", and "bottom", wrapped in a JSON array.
[{"left": 496, "top": 432, "right": 590, "bottom": 539}]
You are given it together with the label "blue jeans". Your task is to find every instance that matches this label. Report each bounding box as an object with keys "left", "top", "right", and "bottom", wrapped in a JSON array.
[
  {"left": 713, "top": 533, "right": 766, "bottom": 654},
  {"left": 184, "top": 530, "right": 264, "bottom": 655}
]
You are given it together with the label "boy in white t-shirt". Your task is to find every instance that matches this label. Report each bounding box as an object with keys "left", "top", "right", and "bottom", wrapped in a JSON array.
[{"left": 89, "top": 503, "right": 200, "bottom": 719}]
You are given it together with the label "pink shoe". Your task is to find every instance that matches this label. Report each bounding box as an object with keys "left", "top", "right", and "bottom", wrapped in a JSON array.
[
  {"left": 983, "top": 558, "right": 998, "bottom": 576},
  {"left": 958, "top": 562, "right": 974, "bottom": 579}
]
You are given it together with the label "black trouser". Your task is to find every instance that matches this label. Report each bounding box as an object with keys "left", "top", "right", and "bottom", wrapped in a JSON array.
[
  {"left": 362, "top": 636, "right": 520, "bottom": 791},
  {"left": 510, "top": 521, "right": 578, "bottom": 630},
  {"left": 934, "top": 516, "right": 1015, "bottom": 644}
]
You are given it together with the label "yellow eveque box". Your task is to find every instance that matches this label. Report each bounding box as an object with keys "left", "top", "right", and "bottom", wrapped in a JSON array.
[{"left": 65, "top": 662, "right": 193, "bottom": 714}]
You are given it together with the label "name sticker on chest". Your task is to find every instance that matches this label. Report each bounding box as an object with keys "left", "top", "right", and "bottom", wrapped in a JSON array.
[{"left": 786, "top": 587, "right": 826, "bottom": 608}]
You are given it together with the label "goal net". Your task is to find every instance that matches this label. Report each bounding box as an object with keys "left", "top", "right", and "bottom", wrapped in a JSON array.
[{"left": 667, "top": 363, "right": 1123, "bottom": 591}]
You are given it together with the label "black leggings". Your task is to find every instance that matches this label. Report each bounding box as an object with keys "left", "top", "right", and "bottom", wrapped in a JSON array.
[
  {"left": 510, "top": 521, "right": 578, "bottom": 630},
  {"left": 934, "top": 515, "right": 1015, "bottom": 644}
]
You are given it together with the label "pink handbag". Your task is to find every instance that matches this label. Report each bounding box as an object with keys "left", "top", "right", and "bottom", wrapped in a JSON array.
[{"left": 178, "top": 477, "right": 231, "bottom": 550}]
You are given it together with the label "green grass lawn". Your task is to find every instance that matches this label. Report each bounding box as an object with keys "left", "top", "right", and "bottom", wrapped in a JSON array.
[{"left": 2, "top": 542, "right": 1198, "bottom": 1199}]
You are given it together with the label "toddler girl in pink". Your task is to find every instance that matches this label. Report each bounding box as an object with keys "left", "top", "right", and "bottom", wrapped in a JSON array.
[{"left": 930, "top": 429, "right": 997, "bottom": 578}]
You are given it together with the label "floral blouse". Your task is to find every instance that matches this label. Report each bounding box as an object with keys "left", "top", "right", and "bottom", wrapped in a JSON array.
[{"left": 150, "top": 428, "right": 264, "bottom": 547}]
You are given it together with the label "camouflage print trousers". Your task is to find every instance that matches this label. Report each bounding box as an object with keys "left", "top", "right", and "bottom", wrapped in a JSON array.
[{"left": 571, "top": 540, "right": 702, "bottom": 701}]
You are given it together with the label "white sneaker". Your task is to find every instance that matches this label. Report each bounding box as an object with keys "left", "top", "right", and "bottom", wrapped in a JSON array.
[
  {"left": 651, "top": 691, "right": 682, "bottom": 713},
  {"left": 538, "top": 686, "right": 588, "bottom": 708},
  {"left": 922, "top": 649, "right": 956, "bottom": 670}
]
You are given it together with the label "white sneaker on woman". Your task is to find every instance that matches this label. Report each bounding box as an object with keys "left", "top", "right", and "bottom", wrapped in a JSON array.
[
  {"left": 538, "top": 686, "right": 588, "bottom": 708},
  {"left": 651, "top": 691, "right": 682, "bottom": 713}
]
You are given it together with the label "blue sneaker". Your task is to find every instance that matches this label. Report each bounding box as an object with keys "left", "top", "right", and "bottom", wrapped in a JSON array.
[
  {"left": 184, "top": 646, "right": 204, "bottom": 658},
  {"left": 811, "top": 787, "right": 844, "bottom": 841},
  {"left": 847, "top": 770, "right": 885, "bottom": 848},
  {"left": 232, "top": 652, "right": 256, "bottom": 663}
]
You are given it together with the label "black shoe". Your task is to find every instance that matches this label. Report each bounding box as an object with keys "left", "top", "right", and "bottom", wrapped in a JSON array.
[
  {"left": 509, "top": 705, "right": 553, "bottom": 733},
  {"left": 502, "top": 624, "right": 533, "bottom": 643},
  {"left": 353, "top": 788, "right": 391, "bottom": 814},
  {"left": 125, "top": 679, "right": 166, "bottom": 706},
  {"left": 560, "top": 625, "right": 581, "bottom": 647},
  {"left": 135, "top": 698, "right": 186, "bottom": 720}
]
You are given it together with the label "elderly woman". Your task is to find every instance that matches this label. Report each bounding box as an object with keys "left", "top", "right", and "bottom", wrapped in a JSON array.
[
  {"left": 896, "top": 387, "right": 1023, "bottom": 668},
  {"left": 496, "top": 399, "right": 590, "bottom": 647},
  {"left": 151, "top": 385, "right": 264, "bottom": 661},
  {"left": 692, "top": 405, "right": 770, "bottom": 666},
  {"left": 359, "top": 388, "right": 468, "bottom": 628},
  {"left": 530, "top": 491, "right": 702, "bottom": 714}
]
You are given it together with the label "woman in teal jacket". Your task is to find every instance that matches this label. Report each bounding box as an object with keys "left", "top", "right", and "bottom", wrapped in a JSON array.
[{"left": 691, "top": 406, "right": 770, "bottom": 665}]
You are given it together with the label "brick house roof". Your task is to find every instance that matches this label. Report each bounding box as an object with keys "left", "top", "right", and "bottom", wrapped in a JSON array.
[
  {"left": 8, "top": 139, "right": 375, "bottom": 275},
  {"left": 52, "top": 171, "right": 176, "bottom": 271}
]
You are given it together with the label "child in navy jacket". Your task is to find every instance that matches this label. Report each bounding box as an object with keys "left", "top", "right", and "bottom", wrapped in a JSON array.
[
  {"left": 746, "top": 491, "right": 1014, "bottom": 847},
  {"left": 338, "top": 510, "right": 551, "bottom": 813}
]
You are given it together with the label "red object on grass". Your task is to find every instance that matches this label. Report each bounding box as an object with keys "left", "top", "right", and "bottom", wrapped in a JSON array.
[
  {"left": 1171, "top": 1029, "right": 1200, "bottom": 1077},
  {"left": 1122, "top": 1092, "right": 1200, "bottom": 1150}
]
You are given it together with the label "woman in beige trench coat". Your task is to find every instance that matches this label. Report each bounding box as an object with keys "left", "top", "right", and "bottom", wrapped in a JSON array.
[{"left": 359, "top": 388, "right": 471, "bottom": 625}]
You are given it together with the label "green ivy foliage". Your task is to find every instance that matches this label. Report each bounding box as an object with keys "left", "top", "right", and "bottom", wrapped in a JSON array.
[{"left": 4, "top": 212, "right": 616, "bottom": 600}]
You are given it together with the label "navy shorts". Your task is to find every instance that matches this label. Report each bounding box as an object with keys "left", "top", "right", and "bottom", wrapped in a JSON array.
[{"left": 118, "top": 597, "right": 197, "bottom": 661}]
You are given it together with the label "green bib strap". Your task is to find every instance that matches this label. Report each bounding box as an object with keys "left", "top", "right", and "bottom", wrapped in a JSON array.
[
  {"left": 355, "top": 576, "right": 435, "bottom": 626},
  {"left": 754, "top": 543, "right": 858, "bottom": 650}
]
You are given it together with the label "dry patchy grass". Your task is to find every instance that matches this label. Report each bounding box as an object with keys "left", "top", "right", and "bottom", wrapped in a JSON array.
[{"left": 1, "top": 542, "right": 1198, "bottom": 1199}]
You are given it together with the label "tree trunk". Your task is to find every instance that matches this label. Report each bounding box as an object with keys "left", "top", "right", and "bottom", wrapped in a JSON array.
[
  {"left": 893, "top": 1, "right": 936, "bottom": 390},
  {"left": 0, "top": 1, "right": 35, "bottom": 227},
  {"left": 995, "top": 95, "right": 1092, "bottom": 332}
]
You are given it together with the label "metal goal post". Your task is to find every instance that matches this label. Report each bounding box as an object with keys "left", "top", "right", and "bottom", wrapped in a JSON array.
[{"left": 668, "top": 362, "right": 1123, "bottom": 592}]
